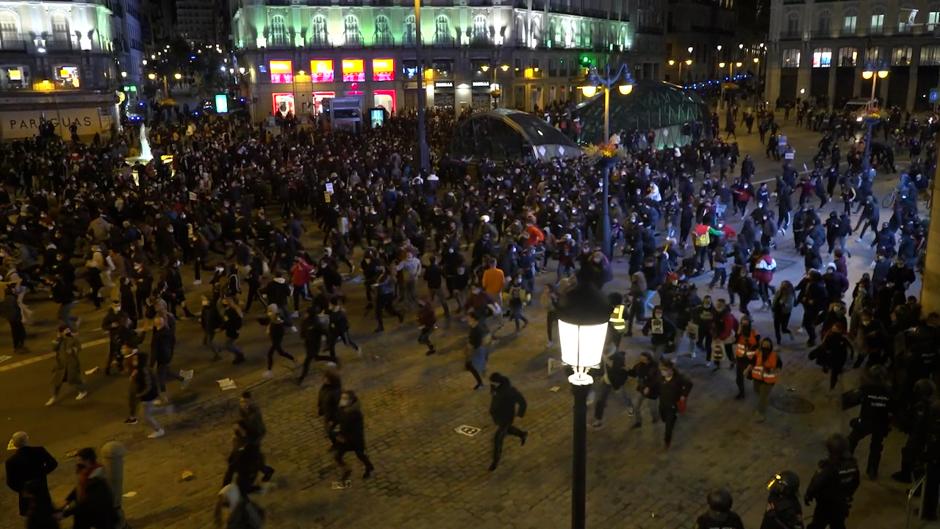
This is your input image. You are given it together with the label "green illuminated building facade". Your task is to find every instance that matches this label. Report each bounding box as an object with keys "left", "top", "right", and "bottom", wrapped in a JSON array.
[{"left": 231, "top": 0, "right": 666, "bottom": 120}]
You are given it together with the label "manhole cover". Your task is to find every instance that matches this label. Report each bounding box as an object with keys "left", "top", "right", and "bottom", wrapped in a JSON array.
[
  {"left": 771, "top": 393, "right": 815, "bottom": 414},
  {"left": 773, "top": 258, "right": 798, "bottom": 271}
]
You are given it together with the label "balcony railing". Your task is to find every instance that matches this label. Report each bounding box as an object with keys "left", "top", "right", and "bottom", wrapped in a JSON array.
[
  {"left": 780, "top": 30, "right": 802, "bottom": 39},
  {"left": 46, "top": 38, "right": 80, "bottom": 51}
]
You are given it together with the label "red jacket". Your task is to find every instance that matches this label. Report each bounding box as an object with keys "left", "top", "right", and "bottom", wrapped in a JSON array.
[{"left": 713, "top": 309, "right": 738, "bottom": 341}]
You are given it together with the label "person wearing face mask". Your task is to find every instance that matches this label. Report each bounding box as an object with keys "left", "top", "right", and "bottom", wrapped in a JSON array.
[
  {"left": 748, "top": 338, "right": 781, "bottom": 422},
  {"left": 60, "top": 448, "right": 116, "bottom": 529},
  {"left": 710, "top": 298, "right": 737, "bottom": 371},
  {"left": 692, "top": 296, "right": 716, "bottom": 360},
  {"left": 642, "top": 305, "right": 676, "bottom": 357},
  {"left": 100, "top": 300, "right": 131, "bottom": 375},
  {"left": 695, "top": 488, "right": 745, "bottom": 529},
  {"left": 733, "top": 315, "right": 760, "bottom": 400},
  {"left": 658, "top": 359, "right": 693, "bottom": 449},
  {"left": 487, "top": 373, "right": 528, "bottom": 471},
  {"left": 330, "top": 391, "right": 374, "bottom": 480},
  {"left": 809, "top": 322, "right": 853, "bottom": 390}
]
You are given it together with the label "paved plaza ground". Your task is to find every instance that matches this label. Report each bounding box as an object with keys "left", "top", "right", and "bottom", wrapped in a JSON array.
[{"left": 0, "top": 116, "right": 938, "bottom": 528}]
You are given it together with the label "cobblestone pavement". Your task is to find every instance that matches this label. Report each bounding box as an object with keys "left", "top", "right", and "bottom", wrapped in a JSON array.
[{"left": 1, "top": 118, "right": 937, "bottom": 529}]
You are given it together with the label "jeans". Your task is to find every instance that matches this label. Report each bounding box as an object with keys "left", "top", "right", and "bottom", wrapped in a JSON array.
[
  {"left": 632, "top": 392, "right": 659, "bottom": 425},
  {"left": 755, "top": 380, "right": 773, "bottom": 416},
  {"left": 156, "top": 363, "right": 184, "bottom": 393},
  {"left": 773, "top": 310, "right": 792, "bottom": 344},
  {"left": 593, "top": 383, "right": 632, "bottom": 421}
]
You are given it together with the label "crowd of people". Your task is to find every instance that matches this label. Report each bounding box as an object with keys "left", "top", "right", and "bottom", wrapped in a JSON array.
[{"left": 1, "top": 98, "right": 938, "bottom": 528}]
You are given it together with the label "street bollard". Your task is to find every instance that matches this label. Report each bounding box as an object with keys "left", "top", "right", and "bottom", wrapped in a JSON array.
[{"left": 101, "top": 441, "right": 128, "bottom": 528}]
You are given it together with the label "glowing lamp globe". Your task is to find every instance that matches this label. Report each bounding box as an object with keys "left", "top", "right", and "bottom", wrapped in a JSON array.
[{"left": 557, "top": 281, "right": 610, "bottom": 386}]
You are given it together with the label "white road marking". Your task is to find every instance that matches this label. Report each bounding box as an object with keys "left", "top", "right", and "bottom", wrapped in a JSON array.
[{"left": 0, "top": 337, "right": 110, "bottom": 373}]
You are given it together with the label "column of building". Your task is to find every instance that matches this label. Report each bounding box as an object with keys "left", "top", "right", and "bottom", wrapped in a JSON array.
[{"left": 906, "top": 44, "right": 919, "bottom": 111}]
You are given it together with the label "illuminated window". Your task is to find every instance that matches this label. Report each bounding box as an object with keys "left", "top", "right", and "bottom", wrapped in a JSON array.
[
  {"left": 892, "top": 46, "right": 912, "bottom": 65},
  {"left": 269, "top": 15, "right": 288, "bottom": 47},
  {"left": 472, "top": 14, "right": 488, "bottom": 43},
  {"left": 269, "top": 60, "right": 293, "bottom": 83},
  {"left": 372, "top": 58, "right": 394, "bottom": 81},
  {"left": 870, "top": 12, "right": 884, "bottom": 33},
  {"left": 55, "top": 65, "right": 80, "bottom": 88},
  {"left": 374, "top": 15, "right": 392, "bottom": 46},
  {"left": 866, "top": 47, "right": 882, "bottom": 63},
  {"left": 344, "top": 15, "right": 361, "bottom": 46},
  {"left": 403, "top": 15, "right": 416, "bottom": 45},
  {"left": 842, "top": 14, "right": 857, "bottom": 34},
  {"left": 311, "top": 14, "right": 328, "bottom": 46},
  {"left": 310, "top": 60, "right": 334, "bottom": 82},
  {"left": 342, "top": 59, "right": 364, "bottom": 82},
  {"left": 2, "top": 65, "right": 26, "bottom": 89},
  {"left": 928, "top": 10, "right": 939, "bottom": 30},
  {"left": 838, "top": 47, "right": 858, "bottom": 67},
  {"left": 812, "top": 48, "right": 832, "bottom": 67},
  {"left": 921, "top": 45, "right": 940, "bottom": 65},
  {"left": 435, "top": 15, "right": 452, "bottom": 45},
  {"left": 782, "top": 49, "right": 800, "bottom": 68}
]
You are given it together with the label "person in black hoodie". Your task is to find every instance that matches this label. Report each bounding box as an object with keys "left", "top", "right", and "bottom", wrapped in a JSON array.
[
  {"left": 591, "top": 350, "right": 630, "bottom": 429},
  {"left": 488, "top": 372, "right": 528, "bottom": 471},
  {"left": 326, "top": 298, "right": 360, "bottom": 362},
  {"left": 658, "top": 359, "right": 693, "bottom": 449},
  {"left": 317, "top": 369, "right": 342, "bottom": 442},
  {"left": 761, "top": 470, "right": 804, "bottom": 529},
  {"left": 695, "top": 488, "right": 745, "bottom": 529},
  {"left": 331, "top": 390, "right": 374, "bottom": 480},
  {"left": 4, "top": 432, "right": 58, "bottom": 517},
  {"left": 627, "top": 352, "right": 661, "bottom": 429}
]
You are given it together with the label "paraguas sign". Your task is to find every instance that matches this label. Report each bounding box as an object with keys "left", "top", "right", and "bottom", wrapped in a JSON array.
[{"left": 0, "top": 107, "right": 113, "bottom": 139}]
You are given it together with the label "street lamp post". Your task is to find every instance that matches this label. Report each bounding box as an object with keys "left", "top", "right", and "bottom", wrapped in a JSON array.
[
  {"left": 414, "top": 0, "right": 431, "bottom": 172},
  {"left": 557, "top": 281, "right": 611, "bottom": 529},
  {"left": 579, "top": 63, "right": 634, "bottom": 257},
  {"left": 861, "top": 68, "right": 889, "bottom": 176}
]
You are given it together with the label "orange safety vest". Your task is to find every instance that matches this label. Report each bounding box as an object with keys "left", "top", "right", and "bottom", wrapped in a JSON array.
[
  {"left": 751, "top": 349, "right": 779, "bottom": 384},
  {"left": 734, "top": 330, "right": 759, "bottom": 358}
]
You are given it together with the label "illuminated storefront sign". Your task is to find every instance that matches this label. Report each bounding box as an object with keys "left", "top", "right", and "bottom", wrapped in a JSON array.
[
  {"left": 272, "top": 93, "right": 295, "bottom": 115},
  {"left": 313, "top": 91, "right": 335, "bottom": 114},
  {"left": 372, "top": 58, "right": 394, "bottom": 81},
  {"left": 342, "top": 59, "right": 365, "bottom": 82},
  {"left": 434, "top": 81, "right": 453, "bottom": 88},
  {"left": 373, "top": 89, "right": 396, "bottom": 113},
  {"left": 471, "top": 81, "right": 491, "bottom": 88},
  {"left": 310, "top": 60, "right": 334, "bottom": 83},
  {"left": 215, "top": 94, "right": 228, "bottom": 113},
  {"left": 269, "top": 60, "right": 293, "bottom": 84}
]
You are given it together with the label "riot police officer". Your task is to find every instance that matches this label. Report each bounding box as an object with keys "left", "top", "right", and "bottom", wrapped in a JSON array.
[
  {"left": 696, "top": 488, "right": 744, "bottom": 529},
  {"left": 846, "top": 366, "right": 892, "bottom": 479},
  {"left": 804, "top": 434, "right": 860, "bottom": 529},
  {"left": 892, "top": 379, "right": 936, "bottom": 483},
  {"left": 761, "top": 470, "right": 804, "bottom": 529}
]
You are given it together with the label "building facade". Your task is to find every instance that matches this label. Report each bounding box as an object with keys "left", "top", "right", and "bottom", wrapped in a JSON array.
[
  {"left": 664, "top": 0, "right": 739, "bottom": 84},
  {"left": 766, "top": 0, "right": 940, "bottom": 110},
  {"left": 231, "top": 0, "right": 666, "bottom": 121},
  {"left": 0, "top": 1, "right": 135, "bottom": 139}
]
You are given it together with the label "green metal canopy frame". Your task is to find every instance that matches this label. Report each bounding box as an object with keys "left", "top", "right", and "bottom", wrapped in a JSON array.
[{"left": 573, "top": 80, "right": 711, "bottom": 149}]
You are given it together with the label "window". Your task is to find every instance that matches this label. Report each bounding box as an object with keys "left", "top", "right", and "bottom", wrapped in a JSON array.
[
  {"left": 403, "top": 15, "right": 416, "bottom": 45},
  {"left": 269, "top": 15, "right": 288, "bottom": 47},
  {"left": 928, "top": 10, "right": 939, "bottom": 30},
  {"left": 782, "top": 49, "right": 801, "bottom": 68},
  {"left": 1, "top": 65, "right": 27, "bottom": 89},
  {"left": 786, "top": 13, "right": 800, "bottom": 35},
  {"left": 921, "top": 45, "right": 940, "bottom": 65},
  {"left": 866, "top": 47, "right": 882, "bottom": 63},
  {"left": 344, "top": 15, "right": 361, "bottom": 46},
  {"left": 817, "top": 13, "right": 830, "bottom": 35},
  {"left": 842, "top": 14, "right": 857, "bottom": 34},
  {"left": 472, "top": 14, "right": 488, "bottom": 42},
  {"left": 374, "top": 15, "right": 392, "bottom": 46},
  {"left": 892, "top": 46, "right": 913, "bottom": 65},
  {"left": 870, "top": 12, "right": 884, "bottom": 33},
  {"left": 311, "top": 14, "right": 328, "bottom": 46},
  {"left": 434, "top": 15, "right": 451, "bottom": 45},
  {"left": 54, "top": 65, "right": 79, "bottom": 88},
  {"left": 51, "top": 13, "right": 70, "bottom": 47},
  {"left": 269, "top": 60, "right": 293, "bottom": 83},
  {"left": 812, "top": 47, "right": 832, "bottom": 67},
  {"left": 838, "top": 47, "right": 858, "bottom": 67},
  {"left": 0, "top": 11, "right": 19, "bottom": 46}
]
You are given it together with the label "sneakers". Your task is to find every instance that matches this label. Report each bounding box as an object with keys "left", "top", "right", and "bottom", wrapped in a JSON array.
[
  {"left": 180, "top": 369, "right": 194, "bottom": 388},
  {"left": 591, "top": 419, "right": 603, "bottom": 429},
  {"left": 705, "top": 361, "right": 715, "bottom": 368},
  {"left": 147, "top": 429, "right": 165, "bottom": 439},
  {"left": 192, "top": 279, "right": 202, "bottom": 286},
  {"left": 75, "top": 391, "right": 88, "bottom": 401},
  {"left": 262, "top": 370, "right": 273, "bottom": 379},
  {"left": 44, "top": 397, "right": 55, "bottom": 407},
  {"left": 124, "top": 417, "right": 139, "bottom": 425}
]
